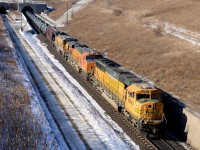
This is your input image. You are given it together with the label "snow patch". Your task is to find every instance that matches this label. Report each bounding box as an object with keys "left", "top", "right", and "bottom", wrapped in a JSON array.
[
  {"left": 40, "top": 0, "right": 93, "bottom": 27},
  {"left": 143, "top": 18, "right": 200, "bottom": 52}
]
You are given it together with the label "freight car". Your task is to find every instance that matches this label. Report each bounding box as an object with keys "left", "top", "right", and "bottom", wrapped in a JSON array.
[{"left": 24, "top": 11, "right": 166, "bottom": 135}]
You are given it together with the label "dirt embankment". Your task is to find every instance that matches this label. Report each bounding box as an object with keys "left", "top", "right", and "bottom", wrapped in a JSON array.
[{"left": 55, "top": 0, "right": 200, "bottom": 113}]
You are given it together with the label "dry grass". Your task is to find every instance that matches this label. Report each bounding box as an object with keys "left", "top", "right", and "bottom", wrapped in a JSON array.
[
  {"left": 133, "top": 10, "right": 155, "bottom": 19},
  {"left": 58, "top": 0, "right": 200, "bottom": 112}
]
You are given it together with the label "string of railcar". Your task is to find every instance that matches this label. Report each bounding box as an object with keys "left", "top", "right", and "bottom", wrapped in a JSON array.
[{"left": 24, "top": 10, "right": 166, "bottom": 136}]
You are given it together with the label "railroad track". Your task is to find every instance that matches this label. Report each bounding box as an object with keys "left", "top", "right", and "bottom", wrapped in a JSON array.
[
  {"left": 36, "top": 20, "right": 188, "bottom": 150},
  {"left": 39, "top": 26, "right": 188, "bottom": 150},
  {"left": 37, "top": 31, "right": 188, "bottom": 150}
]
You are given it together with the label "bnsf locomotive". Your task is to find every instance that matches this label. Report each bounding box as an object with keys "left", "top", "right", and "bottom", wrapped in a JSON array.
[{"left": 25, "top": 11, "right": 166, "bottom": 134}]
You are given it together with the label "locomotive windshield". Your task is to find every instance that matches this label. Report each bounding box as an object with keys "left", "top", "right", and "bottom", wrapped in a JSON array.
[
  {"left": 86, "top": 56, "right": 95, "bottom": 62},
  {"left": 136, "top": 94, "right": 150, "bottom": 100},
  {"left": 151, "top": 93, "right": 161, "bottom": 101}
]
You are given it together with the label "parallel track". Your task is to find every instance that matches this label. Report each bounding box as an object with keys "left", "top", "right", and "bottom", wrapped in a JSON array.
[{"left": 147, "top": 136, "right": 185, "bottom": 150}]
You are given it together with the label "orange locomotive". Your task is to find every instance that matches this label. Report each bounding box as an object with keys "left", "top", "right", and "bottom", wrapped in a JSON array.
[{"left": 54, "top": 32, "right": 101, "bottom": 79}]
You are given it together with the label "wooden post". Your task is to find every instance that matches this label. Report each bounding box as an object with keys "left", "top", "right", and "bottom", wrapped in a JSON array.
[
  {"left": 67, "top": 2, "right": 68, "bottom": 26},
  {"left": 107, "top": 0, "right": 111, "bottom": 7},
  {"left": 71, "top": 0, "right": 74, "bottom": 18}
]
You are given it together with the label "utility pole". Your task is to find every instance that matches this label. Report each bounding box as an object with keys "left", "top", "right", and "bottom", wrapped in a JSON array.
[
  {"left": 71, "top": 0, "right": 74, "bottom": 18},
  {"left": 20, "top": 7, "right": 23, "bottom": 31},
  {"left": 107, "top": 0, "right": 112, "bottom": 7},
  {"left": 66, "top": 2, "right": 68, "bottom": 26}
]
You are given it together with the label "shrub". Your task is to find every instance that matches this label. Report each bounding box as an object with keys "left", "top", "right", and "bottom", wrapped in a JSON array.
[{"left": 113, "top": 8, "right": 123, "bottom": 16}]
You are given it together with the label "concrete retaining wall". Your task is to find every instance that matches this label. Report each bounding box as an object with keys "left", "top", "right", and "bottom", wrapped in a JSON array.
[
  {"left": 183, "top": 109, "right": 200, "bottom": 150},
  {"left": 0, "top": 2, "right": 47, "bottom": 14},
  {"left": 163, "top": 93, "right": 200, "bottom": 150},
  {"left": 18, "top": 3, "right": 47, "bottom": 14}
]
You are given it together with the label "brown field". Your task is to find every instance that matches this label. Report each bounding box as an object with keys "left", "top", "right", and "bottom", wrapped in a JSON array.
[{"left": 45, "top": 0, "right": 200, "bottom": 113}]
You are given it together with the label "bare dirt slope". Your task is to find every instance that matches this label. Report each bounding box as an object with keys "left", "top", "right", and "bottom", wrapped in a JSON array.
[{"left": 47, "top": 0, "right": 200, "bottom": 113}]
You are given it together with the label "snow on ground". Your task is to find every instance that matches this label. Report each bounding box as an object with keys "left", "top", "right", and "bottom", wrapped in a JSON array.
[
  {"left": 143, "top": 18, "right": 200, "bottom": 52},
  {"left": 57, "top": 0, "right": 93, "bottom": 24},
  {"left": 16, "top": 61, "right": 61, "bottom": 150},
  {"left": 1, "top": 17, "right": 61, "bottom": 149},
  {"left": 19, "top": 25, "right": 140, "bottom": 150}
]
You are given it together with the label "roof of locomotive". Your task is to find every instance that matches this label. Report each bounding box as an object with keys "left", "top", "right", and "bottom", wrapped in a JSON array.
[
  {"left": 76, "top": 47, "right": 96, "bottom": 54},
  {"left": 71, "top": 42, "right": 96, "bottom": 54},
  {"left": 59, "top": 34, "right": 70, "bottom": 40},
  {"left": 95, "top": 57, "right": 157, "bottom": 89},
  {"left": 95, "top": 57, "right": 121, "bottom": 69},
  {"left": 136, "top": 82, "right": 155, "bottom": 89},
  {"left": 57, "top": 34, "right": 78, "bottom": 42},
  {"left": 73, "top": 42, "right": 88, "bottom": 48},
  {"left": 67, "top": 40, "right": 79, "bottom": 47},
  {"left": 127, "top": 82, "right": 156, "bottom": 93}
]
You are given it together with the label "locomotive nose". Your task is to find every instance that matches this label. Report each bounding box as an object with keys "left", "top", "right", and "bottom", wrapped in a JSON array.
[
  {"left": 145, "top": 102, "right": 163, "bottom": 120},
  {"left": 147, "top": 103, "right": 157, "bottom": 109}
]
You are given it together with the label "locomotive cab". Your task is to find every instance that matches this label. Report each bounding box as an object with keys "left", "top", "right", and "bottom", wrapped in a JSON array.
[{"left": 125, "top": 83, "right": 164, "bottom": 131}]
